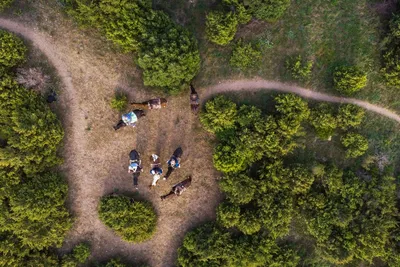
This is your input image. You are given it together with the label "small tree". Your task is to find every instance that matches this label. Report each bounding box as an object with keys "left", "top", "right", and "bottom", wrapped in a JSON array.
[
  {"left": 309, "top": 104, "right": 337, "bottom": 140},
  {"left": 99, "top": 195, "right": 157, "bottom": 243},
  {"left": 333, "top": 66, "right": 367, "bottom": 95},
  {"left": 337, "top": 104, "right": 365, "bottom": 130},
  {"left": 200, "top": 96, "right": 237, "bottom": 133},
  {"left": 247, "top": 0, "right": 291, "bottom": 22},
  {"left": 216, "top": 202, "right": 241, "bottom": 228},
  {"left": 206, "top": 11, "right": 238, "bottom": 45},
  {"left": 285, "top": 55, "right": 313, "bottom": 81},
  {"left": 110, "top": 93, "right": 128, "bottom": 112},
  {"left": 341, "top": 133, "right": 368, "bottom": 158},
  {"left": 230, "top": 41, "right": 261, "bottom": 70},
  {"left": 0, "top": 30, "right": 27, "bottom": 70}
]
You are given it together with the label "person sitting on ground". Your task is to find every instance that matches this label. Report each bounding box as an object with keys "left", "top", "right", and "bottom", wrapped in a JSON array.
[
  {"left": 149, "top": 166, "right": 163, "bottom": 188},
  {"left": 113, "top": 110, "right": 145, "bottom": 131},
  {"left": 161, "top": 176, "right": 192, "bottom": 200}
]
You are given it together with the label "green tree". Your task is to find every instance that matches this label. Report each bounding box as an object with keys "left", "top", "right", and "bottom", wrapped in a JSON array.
[
  {"left": 137, "top": 13, "right": 200, "bottom": 94},
  {"left": 341, "top": 133, "right": 368, "bottom": 158},
  {"left": 99, "top": 195, "right": 157, "bottom": 243},
  {"left": 200, "top": 96, "right": 237, "bottom": 134},
  {"left": 247, "top": 0, "right": 291, "bottom": 22},
  {"left": 333, "top": 66, "right": 367, "bottom": 95},
  {"left": 0, "top": 30, "right": 26, "bottom": 72},
  {"left": 309, "top": 104, "right": 337, "bottom": 140},
  {"left": 0, "top": 0, "right": 13, "bottom": 11},
  {"left": 230, "top": 40, "right": 261, "bottom": 70},
  {"left": 219, "top": 173, "right": 256, "bottom": 204},
  {"left": 285, "top": 55, "right": 313, "bottom": 81},
  {"left": 206, "top": 10, "right": 238, "bottom": 45},
  {"left": 7, "top": 172, "right": 72, "bottom": 250},
  {"left": 337, "top": 104, "right": 365, "bottom": 130},
  {"left": 216, "top": 202, "right": 241, "bottom": 228}
]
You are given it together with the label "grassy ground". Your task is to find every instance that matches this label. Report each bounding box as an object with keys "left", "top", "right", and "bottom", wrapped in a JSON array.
[{"left": 154, "top": 0, "right": 400, "bottom": 112}]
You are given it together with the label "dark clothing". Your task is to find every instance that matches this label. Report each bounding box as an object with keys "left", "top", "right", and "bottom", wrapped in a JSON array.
[
  {"left": 129, "top": 150, "right": 140, "bottom": 161},
  {"left": 46, "top": 91, "right": 57, "bottom": 103},
  {"left": 164, "top": 166, "right": 175, "bottom": 180},
  {"left": 133, "top": 172, "right": 140, "bottom": 186},
  {"left": 114, "top": 120, "right": 126, "bottom": 130}
]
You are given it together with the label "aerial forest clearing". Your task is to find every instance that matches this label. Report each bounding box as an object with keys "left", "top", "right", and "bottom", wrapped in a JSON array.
[{"left": 1, "top": 0, "right": 400, "bottom": 267}]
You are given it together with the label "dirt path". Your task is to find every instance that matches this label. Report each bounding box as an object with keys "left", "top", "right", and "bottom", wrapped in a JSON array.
[{"left": 1, "top": 18, "right": 400, "bottom": 267}]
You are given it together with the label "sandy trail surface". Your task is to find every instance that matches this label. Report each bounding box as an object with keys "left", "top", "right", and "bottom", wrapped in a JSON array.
[{"left": 1, "top": 17, "right": 400, "bottom": 267}]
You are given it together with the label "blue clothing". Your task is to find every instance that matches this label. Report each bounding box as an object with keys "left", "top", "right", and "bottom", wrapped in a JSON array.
[
  {"left": 150, "top": 167, "right": 163, "bottom": 175},
  {"left": 122, "top": 111, "right": 138, "bottom": 127},
  {"left": 167, "top": 156, "right": 180, "bottom": 168}
]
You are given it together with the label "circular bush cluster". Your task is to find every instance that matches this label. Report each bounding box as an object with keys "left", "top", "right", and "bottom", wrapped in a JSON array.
[
  {"left": 0, "top": 29, "right": 27, "bottom": 71},
  {"left": 333, "top": 66, "right": 367, "bottom": 95},
  {"left": 99, "top": 195, "right": 157, "bottom": 243}
]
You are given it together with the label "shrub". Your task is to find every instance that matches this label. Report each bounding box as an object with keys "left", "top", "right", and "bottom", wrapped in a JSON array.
[
  {"left": 99, "top": 195, "right": 157, "bottom": 243},
  {"left": 341, "top": 133, "right": 368, "bottom": 158},
  {"left": 216, "top": 202, "right": 240, "bottom": 228},
  {"left": 247, "top": 0, "right": 291, "bottom": 22},
  {"left": 137, "top": 15, "right": 201, "bottom": 94},
  {"left": 206, "top": 11, "right": 238, "bottom": 45},
  {"left": 72, "top": 243, "right": 90, "bottom": 263},
  {"left": 110, "top": 92, "right": 128, "bottom": 112},
  {"left": 229, "top": 41, "right": 261, "bottom": 70},
  {"left": 0, "top": 30, "right": 27, "bottom": 70},
  {"left": 285, "top": 55, "right": 313, "bottom": 81},
  {"left": 309, "top": 104, "right": 337, "bottom": 140},
  {"left": 333, "top": 66, "right": 367, "bottom": 95},
  {"left": 382, "top": 47, "right": 400, "bottom": 87},
  {"left": 224, "top": 0, "right": 252, "bottom": 24},
  {"left": 200, "top": 95, "right": 237, "bottom": 133},
  {"left": 0, "top": 0, "right": 13, "bottom": 11},
  {"left": 337, "top": 104, "right": 365, "bottom": 130},
  {"left": 7, "top": 172, "right": 72, "bottom": 250},
  {"left": 219, "top": 173, "right": 257, "bottom": 204}
]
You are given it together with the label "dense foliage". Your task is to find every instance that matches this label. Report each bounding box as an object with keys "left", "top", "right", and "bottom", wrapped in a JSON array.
[
  {"left": 178, "top": 222, "right": 300, "bottom": 267},
  {"left": 309, "top": 104, "right": 337, "bottom": 140},
  {"left": 229, "top": 40, "right": 261, "bottom": 70},
  {"left": 0, "top": 31, "right": 72, "bottom": 265},
  {"left": 341, "top": 132, "right": 369, "bottom": 158},
  {"left": 61, "top": 243, "right": 91, "bottom": 267},
  {"left": 0, "top": 0, "right": 13, "bottom": 12},
  {"left": 333, "top": 66, "right": 367, "bottom": 95},
  {"left": 0, "top": 30, "right": 27, "bottom": 72},
  {"left": 66, "top": 0, "right": 200, "bottom": 93},
  {"left": 99, "top": 195, "right": 157, "bottom": 243},
  {"left": 285, "top": 55, "right": 313, "bottom": 81},
  {"left": 382, "top": 14, "right": 400, "bottom": 86},
  {"left": 206, "top": 11, "right": 238, "bottom": 46},
  {"left": 194, "top": 93, "right": 399, "bottom": 266},
  {"left": 247, "top": 0, "right": 291, "bottom": 22}
]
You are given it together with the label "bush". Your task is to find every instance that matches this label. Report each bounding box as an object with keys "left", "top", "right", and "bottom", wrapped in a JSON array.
[
  {"left": 224, "top": 0, "right": 252, "bottom": 24},
  {"left": 382, "top": 15, "right": 400, "bottom": 86},
  {"left": 66, "top": 0, "right": 200, "bottom": 94},
  {"left": 333, "top": 66, "right": 367, "bottom": 95},
  {"left": 337, "top": 104, "right": 365, "bottom": 130},
  {"left": 206, "top": 10, "right": 238, "bottom": 45},
  {"left": 309, "top": 104, "right": 337, "bottom": 140},
  {"left": 99, "top": 195, "right": 157, "bottom": 243},
  {"left": 137, "top": 15, "right": 200, "bottom": 94},
  {"left": 0, "top": 0, "right": 13, "bottom": 11},
  {"left": 0, "top": 30, "right": 27, "bottom": 70},
  {"left": 72, "top": 243, "right": 90, "bottom": 263},
  {"left": 285, "top": 55, "right": 313, "bottom": 81},
  {"left": 229, "top": 41, "right": 261, "bottom": 70},
  {"left": 247, "top": 0, "right": 291, "bottom": 22},
  {"left": 200, "top": 95, "right": 237, "bottom": 133},
  {"left": 341, "top": 133, "right": 368, "bottom": 158},
  {"left": 110, "top": 93, "right": 128, "bottom": 112},
  {"left": 217, "top": 202, "right": 240, "bottom": 228}
]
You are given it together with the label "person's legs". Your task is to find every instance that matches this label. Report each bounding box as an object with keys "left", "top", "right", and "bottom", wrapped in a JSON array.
[
  {"left": 152, "top": 174, "right": 160, "bottom": 186},
  {"left": 114, "top": 120, "right": 126, "bottom": 130},
  {"left": 133, "top": 173, "right": 139, "bottom": 189},
  {"left": 161, "top": 190, "right": 175, "bottom": 200},
  {"left": 164, "top": 167, "right": 174, "bottom": 180}
]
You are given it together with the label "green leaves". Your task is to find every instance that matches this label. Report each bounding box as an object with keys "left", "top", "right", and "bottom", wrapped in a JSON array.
[
  {"left": 309, "top": 104, "right": 337, "bottom": 140},
  {"left": 0, "top": 29, "right": 26, "bottom": 70},
  {"left": 229, "top": 40, "right": 261, "bottom": 70},
  {"left": 247, "top": 0, "right": 291, "bottom": 22},
  {"left": 285, "top": 55, "right": 313, "bottom": 81},
  {"left": 99, "top": 195, "right": 157, "bottom": 243},
  {"left": 206, "top": 11, "right": 239, "bottom": 46},
  {"left": 333, "top": 66, "right": 367, "bottom": 95},
  {"left": 341, "top": 132, "right": 368, "bottom": 158},
  {"left": 200, "top": 95, "right": 237, "bottom": 134}
]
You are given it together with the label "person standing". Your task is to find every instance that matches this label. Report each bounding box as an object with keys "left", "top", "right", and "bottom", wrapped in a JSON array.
[
  {"left": 128, "top": 150, "right": 143, "bottom": 189},
  {"left": 149, "top": 154, "right": 163, "bottom": 188},
  {"left": 163, "top": 147, "right": 182, "bottom": 180}
]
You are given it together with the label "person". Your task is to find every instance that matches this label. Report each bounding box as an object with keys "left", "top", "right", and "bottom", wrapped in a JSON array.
[
  {"left": 128, "top": 150, "right": 143, "bottom": 189},
  {"left": 46, "top": 90, "right": 57, "bottom": 103},
  {"left": 190, "top": 84, "right": 199, "bottom": 113},
  {"left": 161, "top": 176, "right": 192, "bottom": 200},
  {"left": 113, "top": 110, "right": 145, "bottom": 131},
  {"left": 149, "top": 154, "right": 163, "bottom": 188},
  {"left": 163, "top": 154, "right": 181, "bottom": 180}
]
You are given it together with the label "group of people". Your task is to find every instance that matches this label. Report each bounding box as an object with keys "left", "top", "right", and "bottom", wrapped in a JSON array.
[{"left": 128, "top": 148, "right": 189, "bottom": 200}]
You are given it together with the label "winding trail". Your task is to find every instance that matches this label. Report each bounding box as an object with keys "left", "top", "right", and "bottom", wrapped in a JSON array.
[{"left": 1, "top": 18, "right": 400, "bottom": 267}]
